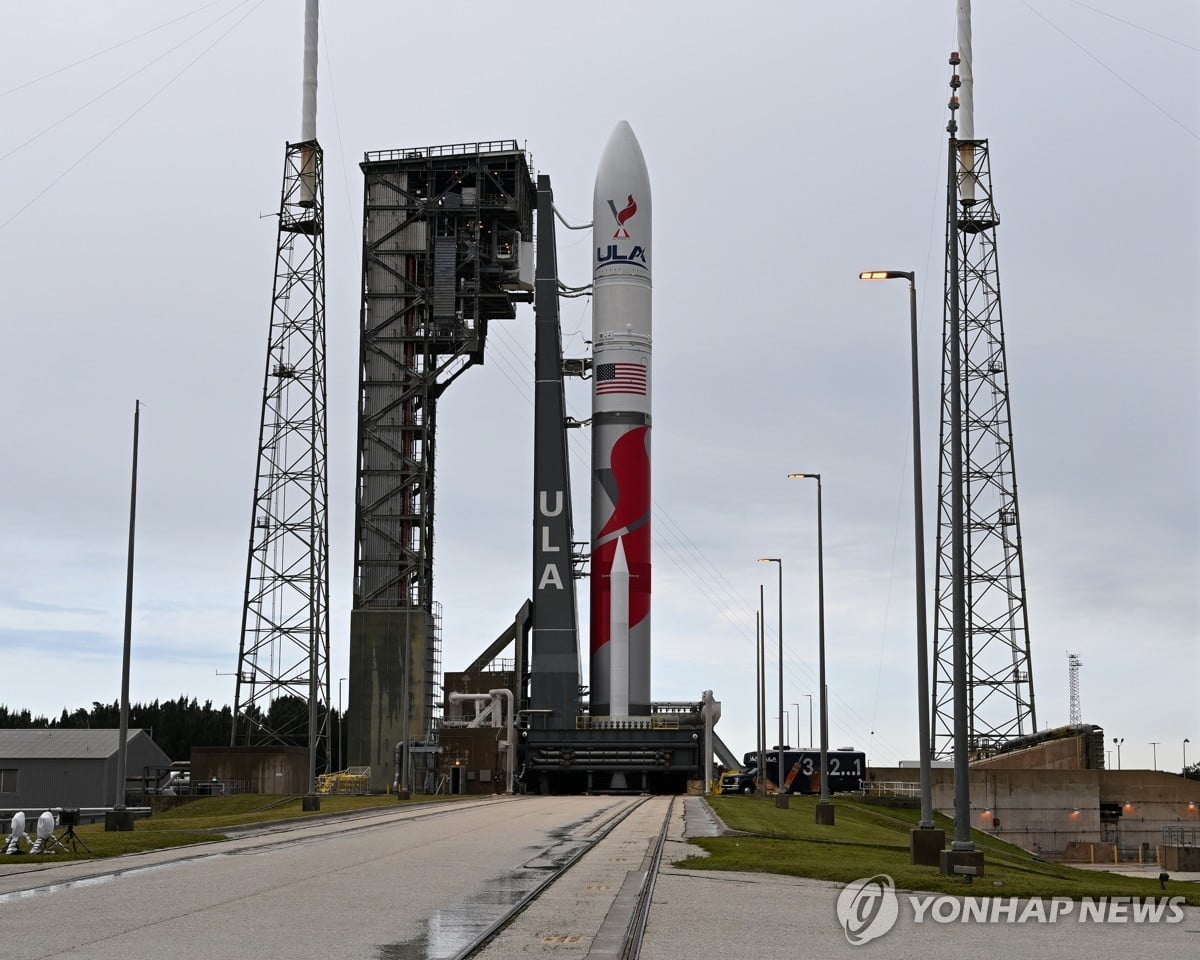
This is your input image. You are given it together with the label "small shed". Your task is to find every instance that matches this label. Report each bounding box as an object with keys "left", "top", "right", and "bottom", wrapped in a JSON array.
[{"left": 0, "top": 729, "right": 170, "bottom": 809}]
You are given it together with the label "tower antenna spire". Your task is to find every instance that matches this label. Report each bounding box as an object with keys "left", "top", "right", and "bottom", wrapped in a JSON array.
[{"left": 300, "top": 0, "right": 318, "bottom": 141}]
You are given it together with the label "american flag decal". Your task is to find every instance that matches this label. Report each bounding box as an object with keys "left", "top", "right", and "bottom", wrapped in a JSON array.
[{"left": 596, "top": 362, "right": 647, "bottom": 396}]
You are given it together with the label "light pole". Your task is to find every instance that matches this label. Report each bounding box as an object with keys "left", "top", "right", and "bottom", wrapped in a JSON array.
[
  {"left": 758, "top": 558, "right": 785, "bottom": 806},
  {"left": 1185, "top": 738, "right": 1191, "bottom": 772},
  {"left": 1150, "top": 742, "right": 1160, "bottom": 770},
  {"left": 859, "top": 269, "right": 942, "bottom": 858},
  {"left": 758, "top": 584, "right": 767, "bottom": 797},
  {"left": 803, "top": 693, "right": 813, "bottom": 748},
  {"left": 755, "top": 606, "right": 762, "bottom": 792},
  {"left": 791, "top": 702, "right": 801, "bottom": 751},
  {"left": 787, "top": 473, "right": 833, "bottom": 824},
  {"left": 1114, "top": 737, "right": 1124, "bottom": 770},
  {"left": 777, "top": 712, "right": 790, "bottom": 748},
  {"left": 338, "top": 677, "right": 347, "bottom": 772}
]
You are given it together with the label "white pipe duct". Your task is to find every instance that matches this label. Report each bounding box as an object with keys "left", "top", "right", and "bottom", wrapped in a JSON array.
[{"left": 489, "top": 688, "right": 516, "bottom": 795}]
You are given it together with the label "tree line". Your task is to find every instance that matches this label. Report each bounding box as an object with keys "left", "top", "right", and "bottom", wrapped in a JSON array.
[{"left": 0, "top": 696, "right": 344, "bottom": 764}]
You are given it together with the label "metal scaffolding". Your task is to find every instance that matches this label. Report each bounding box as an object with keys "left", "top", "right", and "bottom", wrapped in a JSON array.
[
  {"left": 231, "top": 140, "right": 330, "bottom": 757},
  {"left": 933, "top": 134, "right": 1037, "bottom": 759},
  {"left": 347, "top": 142, "right": 533, "bottom": 787}
]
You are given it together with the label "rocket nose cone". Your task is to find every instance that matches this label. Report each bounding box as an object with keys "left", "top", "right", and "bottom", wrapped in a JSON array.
[{"left": 594, "top": 121, "right": 650, "bottom": 202}]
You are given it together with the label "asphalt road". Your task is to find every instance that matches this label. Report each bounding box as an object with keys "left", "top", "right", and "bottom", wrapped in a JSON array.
[
  {"left": 3, "top": 797, "right": 1196, "bottom": 960},
  {"left": 0, "top": 796, "right": 632, "bottom": 960}
]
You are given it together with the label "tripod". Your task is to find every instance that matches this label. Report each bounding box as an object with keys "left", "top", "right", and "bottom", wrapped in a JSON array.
[{"left": 57, "top": 823, "right": 91, "bottom": 855}]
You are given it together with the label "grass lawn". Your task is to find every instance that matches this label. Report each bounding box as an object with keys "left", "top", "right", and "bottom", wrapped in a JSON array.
[
  {"left": 688, "top": 795, "right": 1199, "bottom": 906},
  {"left": 9, "top": 793, "right": 463, "bottom": 864}
]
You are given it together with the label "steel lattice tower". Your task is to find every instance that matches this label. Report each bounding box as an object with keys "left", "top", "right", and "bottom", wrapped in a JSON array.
[
  {"left": 231, "top": 139, "right": 330, "bottom": 761},
  {"left": 932, "top": 72, "right": 1037, "bottom": 759},
  {"left": 1068, "top": 653, "right": 1082, "bottom": 725}
]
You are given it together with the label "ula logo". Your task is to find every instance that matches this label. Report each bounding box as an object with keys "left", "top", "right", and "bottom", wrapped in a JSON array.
[
  {"left": 836, "top": 874, "right": 899, "bottom": 945},
  {"left": 607, "top": 194, "right": 637, "bottom": 238}
]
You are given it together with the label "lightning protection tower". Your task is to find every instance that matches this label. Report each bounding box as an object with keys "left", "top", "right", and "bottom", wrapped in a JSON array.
[
  {"left": 1068, "top": 653, "right": 1082, "bottom": 725},
  {"left": 932, "top": 4, "right": 1037, "bottom": 760},
  {"left": 231, "top": 1, "right": 330, "bottom": 786}
]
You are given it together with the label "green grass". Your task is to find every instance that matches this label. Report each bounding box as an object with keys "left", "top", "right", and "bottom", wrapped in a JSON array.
[
  {"left": 10, "top": 793, "right": 462, "bottom": 864},
  {"left": 686, "top": 795, "right": 1200, "bottom": 906}
]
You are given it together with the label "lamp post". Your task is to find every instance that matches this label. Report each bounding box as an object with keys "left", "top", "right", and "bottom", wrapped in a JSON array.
[
  {"left": 1150, "top": 742, "right": 1160, "bottom": 770},
  {"left": 802, "top": 693, "right": 813, "bottom": 748},
  {"left": 758, "top": 558, "right": 785, "bottom": 806},
  {"left": 791, "top": 702, "right": 801, "bottom": 751},
  {"left": 786, "top": 473, "right": 833, "bottom": 824},
  {"left": 338, "top": 677, "right": 347, "bottom": 772},
  {"left": 758, "top": 584, "right": 767, "bottom": 797},
  {"left": 755, "top": 607, "right": 762, "bottom": 793},
  {"left": 1114, "top": 737, "right": 1124, "bottom": 770},
  {"left": 1185, "top": 738, "right": 1191, "bottom": 772},
  {"left": 777, "top": 712, "right": 790, "bottom": 748},
  {"left": 859, "top": 270, "right": 942, "bottom": 860},
  {"left": 108, "top": 401, "right": 140, "bottom": 832}
]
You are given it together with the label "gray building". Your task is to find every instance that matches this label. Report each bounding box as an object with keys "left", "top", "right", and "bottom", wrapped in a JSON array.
[{"left": 0, "top": 729, "right": 170, "bottom": 809}]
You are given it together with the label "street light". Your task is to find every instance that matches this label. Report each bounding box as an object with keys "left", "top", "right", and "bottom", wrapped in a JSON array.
[
  {"left": 1150, "top": 742, "right": 1160, "bottom": 770},
  {"left": 1185, "top": 738, "right": 1191, "bottom": 772},
  {"left": 1114, "top": 737, "right": 1124, "bottom": 770},
  {"left": 802, "top": 693, "right": 813, "bottom": 748},
  {"left": 777, "top": 712, "right": 791, "bottom": 747},
  {"left": 338, "top": 677, "right": 347, "bottom": 772},
  {"left": 786, "top": 473, "right": 833, "bottom": 824},
  {"left": 758, "top": 585, "right": 767, "bottom": 797},
  {"left": 860, "top": 269, "right": 939, "bottom": 849},
  {"left": 791, "top": 702, "right": 801, "bottom": 751},
  {"left": 758, "top": 557, "right": 785, "bottom": 805}
]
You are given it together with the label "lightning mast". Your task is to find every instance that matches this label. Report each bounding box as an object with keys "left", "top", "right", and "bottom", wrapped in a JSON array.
[
  {"left": 231, "top": 0, "right": 330, "bottom": 790},
  {"left": 932, "top": 0, "right": 1037, "bottom": 759},
  {"left": 1067, "top": 653, "right": 1082, "bottom": 725}
]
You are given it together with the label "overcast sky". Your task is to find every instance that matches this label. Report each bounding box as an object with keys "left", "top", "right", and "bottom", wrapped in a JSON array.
[{"left": 1, "top": 1, "right": 1195, "bottom": 771}]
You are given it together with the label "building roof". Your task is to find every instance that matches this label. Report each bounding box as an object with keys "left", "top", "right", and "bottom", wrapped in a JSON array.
[{"left": 0, "top": 729, "right": 154, "bottom": 761}]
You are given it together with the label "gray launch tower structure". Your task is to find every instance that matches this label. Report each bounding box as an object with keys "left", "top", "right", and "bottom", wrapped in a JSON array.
[{"left": 346, "top": 142, "right": 535, "bottom": 792}]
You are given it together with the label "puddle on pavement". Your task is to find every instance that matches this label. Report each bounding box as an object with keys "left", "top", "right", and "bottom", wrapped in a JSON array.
[{"left": 376, "top": 809, "right": 613, "bottom": 958}]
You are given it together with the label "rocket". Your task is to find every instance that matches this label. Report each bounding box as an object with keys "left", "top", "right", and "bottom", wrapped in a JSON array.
[{"left": 590, "top": 121, "right": 651, "bottom": 718}]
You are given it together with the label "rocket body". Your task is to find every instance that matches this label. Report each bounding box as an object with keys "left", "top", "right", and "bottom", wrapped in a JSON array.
[{"left": 590, "top": 122, "right": 651, "bottom": 717}]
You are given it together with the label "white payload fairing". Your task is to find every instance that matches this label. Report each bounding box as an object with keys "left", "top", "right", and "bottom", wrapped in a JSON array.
[{"left": 590, "top": 121, "right": 652, "bottom": 718}]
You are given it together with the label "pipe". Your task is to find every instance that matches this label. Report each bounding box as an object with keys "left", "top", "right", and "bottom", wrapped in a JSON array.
[{"left": 489, "top": 689, "right": 516, "bottom": 795}]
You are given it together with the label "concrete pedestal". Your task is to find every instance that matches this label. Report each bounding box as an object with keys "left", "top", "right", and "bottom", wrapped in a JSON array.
[
  {"left": 301, "top": 795, "right": 321, "bottom": 812},
  {"left": 774, "top": 794, "right": 789, "bottom": 809},
  {"left": 910, "top": 827, "right": 946, "bottom": 865},
  {"left": 104, "top": 810, "right": 134, "bottom": 832},
  {"left": 815, "top": 802, "right": 835, "bottom": 825},
  {"left": 939, "top": 848, "right": 985, "bottom": 878}
]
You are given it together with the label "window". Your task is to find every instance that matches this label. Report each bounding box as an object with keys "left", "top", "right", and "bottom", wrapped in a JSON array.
[{"left": 0, "top": 769, "right": 17, "bottom": 793}]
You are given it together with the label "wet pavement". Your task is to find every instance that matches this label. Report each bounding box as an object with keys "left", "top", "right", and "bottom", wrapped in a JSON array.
[
  {"left": 474, "top": 794, "right": 672, "bottom": 959},
  {"left": 0, "top": 795, "right": 634, "bottom": 960}
]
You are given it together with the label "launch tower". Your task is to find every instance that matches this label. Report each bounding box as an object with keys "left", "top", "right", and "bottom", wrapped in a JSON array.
[{"left": 347, "top": 142, "right": 534, "bottom": 793}]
